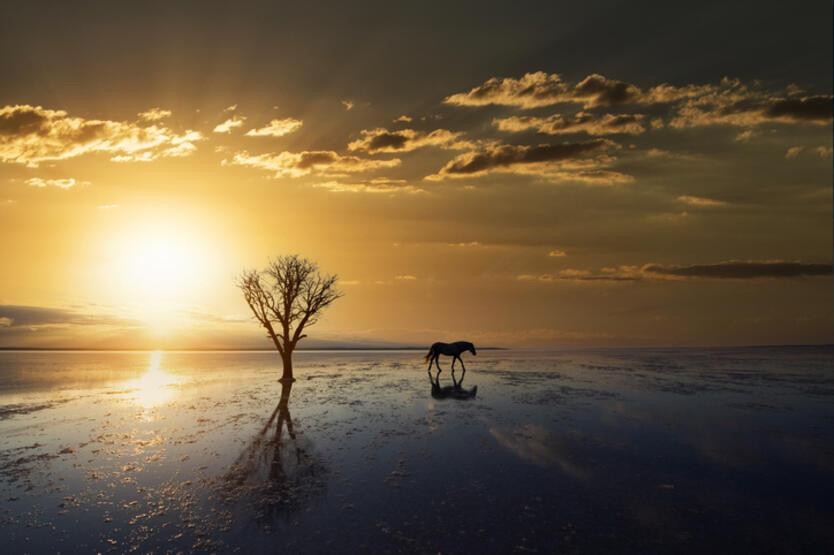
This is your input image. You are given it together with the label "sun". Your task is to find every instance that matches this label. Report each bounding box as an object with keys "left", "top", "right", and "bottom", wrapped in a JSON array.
[
  {"left": 105, "top": 220, "right": 218, "bottom": 330},
  {"left": 119, "top": 233, "right": 200, "bottom": 299}
]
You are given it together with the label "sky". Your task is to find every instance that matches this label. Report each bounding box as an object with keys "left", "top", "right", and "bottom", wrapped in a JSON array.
[{"left": 0, "top": 1, "right": 832, "bottom": 349}]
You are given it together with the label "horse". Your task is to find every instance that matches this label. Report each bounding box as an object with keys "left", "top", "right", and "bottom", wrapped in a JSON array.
[{"left": 425, "top": 341, "right": 476, "bottom": 386}]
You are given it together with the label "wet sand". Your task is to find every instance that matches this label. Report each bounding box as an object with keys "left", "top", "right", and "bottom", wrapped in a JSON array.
[{"left": 0, "top": 347, "right": 833, "bottom": 553}]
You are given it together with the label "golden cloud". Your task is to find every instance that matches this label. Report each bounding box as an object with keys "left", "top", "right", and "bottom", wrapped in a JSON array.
[
  {"left": 494, "top": 112, "right": 645, "bottom": 136},
  {"left": 313, "top": 178, "right": 423, "bottom": 194},
  {"left": 676, "top": 195, "right": 727, "bottom": 207},
  {"left": 426, "top": 139, "right": 630, "bottom": 185},
  {"left": 444, "top": 71, "right": 719, "bottom": 109},
  {"left": 25, "top": 177, "right": 88, "bottom": 189},
  {"left": 224, "top": 149, "right": 401, "bottom": 178},
  {"left": 137, "top": 107, "right": 172, "bottom": 121},
  {"left": 670, "top": 79, "right": 832, "bottom": 128},
  {"left": 213, "top": 115, "right": 246, "bottom": 133},
  {"left": 348, "top": 127, "right": 472, "bottom": 153},
  {"left": 245, "top": 117, "right": 303, "bottom": 137},
  {"left": 0, "top": 105, "right": 202, "bottom": 167}
]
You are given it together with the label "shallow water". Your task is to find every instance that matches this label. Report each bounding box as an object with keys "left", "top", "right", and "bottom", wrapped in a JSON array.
[{"left": 0, "top": 347, "right": 832, "bottom": 553}]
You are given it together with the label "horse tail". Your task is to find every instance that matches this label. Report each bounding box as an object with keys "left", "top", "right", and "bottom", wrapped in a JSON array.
[{"left": 424, "top": 347, "right": 434, "bottom": 362}]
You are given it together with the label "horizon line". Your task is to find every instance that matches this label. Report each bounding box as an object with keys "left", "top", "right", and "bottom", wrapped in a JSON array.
[{"left": 0, "top": 343, "right": 831, "bottom": 353}]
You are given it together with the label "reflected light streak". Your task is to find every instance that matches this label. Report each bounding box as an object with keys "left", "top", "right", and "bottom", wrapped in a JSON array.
[{"left": 126, "top": 351, "right": 183, "bottom": 413}]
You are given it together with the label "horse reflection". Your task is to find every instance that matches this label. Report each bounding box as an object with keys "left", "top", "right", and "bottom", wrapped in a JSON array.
[
  {"left": 220, "top": 381, "right": 327, "bottom": 522},
  {"left": 429, "top": 374, "right": 478, "bottom": 400}
]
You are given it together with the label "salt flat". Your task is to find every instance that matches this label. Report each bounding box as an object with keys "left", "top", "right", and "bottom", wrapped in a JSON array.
[{"left": 0, "top": 348, "right": 832, "bottom": 553}]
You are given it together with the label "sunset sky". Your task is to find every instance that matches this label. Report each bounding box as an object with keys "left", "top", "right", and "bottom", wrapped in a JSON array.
[{"left": 0, "top": 2, "right": 831, "bottom": 349}]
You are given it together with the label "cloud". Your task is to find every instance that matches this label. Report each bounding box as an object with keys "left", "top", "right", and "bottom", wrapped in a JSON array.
[
  {"left": 444, "top": 71, "right": 713, "bottom": 109},
  {"left": 137, "top": 107, "right": 172, "bottom": 121},
  {"left": 642, "top": 261, "right": 832, "bottom": 279},
  {"left": 347, "top": 127, "right": 472, "bottom": 154},
  {"left": 395, "top": 274, "right": 417, "bottom": 280},
  {"left": 0, "top": 305, "right": 136, "bottom": 328},
  {"left": 444, "top": 72, "right": 570, "bottom": 108},
  {"left": 110, "top": 130, "right": 202, "bottom": 162},
  {"left": 97, "top": 204, "right": 119, "bottom": 210},
  {"left": 26, "top": 177, "right": 87, "bottom": 189},
  {"left": 224, "top": 149, "right": 400, "bottom": 178},
  {"left": 213, "top": 115, "right": 246, "bottom": 133},
  {"left": 0, "top": 105, "right": 203, "bottom": 166},
  {"left": 643, "top": 148, "right": 698, "bottom": 161},
  {"left": 446, "top": 73, "right": 831, "bottom": 130},
  {"left": 520, "top": 260, "right": 831, "bottom": 283},
  {"left": 426, "top": 138, "right": 627, "bottom": 183},
  {"left": 494, "top": 112, "right": 645, "bottom": 136},
  {"left": 670, "top": 79, "right": 833, "bottom": 128},
  {"left": 763, "top": 96, "right": 832, "bottom": 122},
  {"left": 313, "top": 178, "right": 423, "bottom": 194},
  {"left": 394, "top": 115, "right": 412, "bottom": 123},
  {"left": 548, "top": 249, "right": 566, "bottom": 257},
  {"left": 734, "top": 129, "right": 760, "bottom": 143},
  {"left": 490, "top": 425, "right": 588, "bottom": 478},
  {"left": 245, "top": 117, "right": 303, "bottom": 137},
  {"left": 676, "top": 195, "right": 727, "bottom": 207},
  {"left": 784, "top": 145, "right": 833, "bottom": 159},
  {"left": 572, "top": 74, "right": 643, "bottom": 107},
  {"left": 785, "top": 146, "right": 805, "bottom": 159},
  {"left": 341, "top": 100, "right": 354, "bottom": 111},
  {"left": 224, "top": 104, "right": 238, "bottom": 112},
  {"left": 518, "top": 270, "right": 639, "bottom": 283}
]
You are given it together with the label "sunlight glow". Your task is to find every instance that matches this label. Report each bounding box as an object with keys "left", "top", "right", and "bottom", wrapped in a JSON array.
[
  {"left": 104, "top": 218, "right": 224, "bottom": 335},
  {"left": 126, "top": 351, "right": 182, "bottom": 415},
  {"left": 117, "top": 232, "right": 204, "bottom": 301}
]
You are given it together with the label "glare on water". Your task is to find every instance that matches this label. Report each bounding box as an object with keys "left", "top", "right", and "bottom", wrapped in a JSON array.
[{"left": 123, "top": 351, "right": 182, "bottom": 412}]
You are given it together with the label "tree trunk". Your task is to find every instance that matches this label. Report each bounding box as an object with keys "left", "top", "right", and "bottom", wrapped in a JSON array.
[{"left": 280, "top": 348, "right": 295, "bottom": 382}]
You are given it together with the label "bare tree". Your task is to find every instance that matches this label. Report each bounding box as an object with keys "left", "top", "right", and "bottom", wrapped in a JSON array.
[{"left": 238, "top": 255, "right": 342, "bottom": 382}]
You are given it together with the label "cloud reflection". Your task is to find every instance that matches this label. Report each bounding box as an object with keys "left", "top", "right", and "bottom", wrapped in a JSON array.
[{"left": 490, "top": 424, "right": 589, "bottom": 479}]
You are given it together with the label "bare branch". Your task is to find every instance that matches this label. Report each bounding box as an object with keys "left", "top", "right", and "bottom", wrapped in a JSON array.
[{"left": 238, "top": 255, "right": 343, "bottom": 375}]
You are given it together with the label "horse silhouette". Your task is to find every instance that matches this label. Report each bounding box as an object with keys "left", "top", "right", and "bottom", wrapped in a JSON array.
[{"left": 425, "top": 341, "right": 476, "bottom": 386}]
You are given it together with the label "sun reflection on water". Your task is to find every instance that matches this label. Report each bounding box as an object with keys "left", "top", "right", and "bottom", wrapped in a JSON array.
[{"left": 126, "top": 351, "right": 183, "bottom": 414}]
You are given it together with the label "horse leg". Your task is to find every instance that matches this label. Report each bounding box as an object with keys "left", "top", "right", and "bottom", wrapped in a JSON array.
[
  {"left": 427, "top": 351, "right": 435, "bottom": 379},
  {"left": 450, "top": 356, "right": 458, "bottom": 386},
  {"left": 434, "top": 354, "right": 442, "bottom": 382},
  {"left": 459, "top": 357, "right": 466, "bottom": 385}
]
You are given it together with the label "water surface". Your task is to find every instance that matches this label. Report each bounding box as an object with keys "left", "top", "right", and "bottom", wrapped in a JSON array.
[{"left": 0, "top": 347, "right": 832, "bottom": 553}]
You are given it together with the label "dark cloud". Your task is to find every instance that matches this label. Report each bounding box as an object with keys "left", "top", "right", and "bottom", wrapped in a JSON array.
[
  {"left": 643, "top": 261, "right": 832, "bottom": 279},
  {"left": 671, "top": 80, "right": 833, "bottom": 128},
  {"left": 444, "top": 71, "right": 713, "bottom": 109},
  {"left": 0, "top": 305, "right": 135, "bottom": 328},
  {"left": 762, "top": 95, "right": 832, "bottom": 123},
  {"left": 518, "top": 261, "right": 832, "bottom": 284},
  {"left": 347, "top": 128, "right": 469, "bottom": 153},
  {"left": 573, "top": 74, "right": 642, "bottom": 107},
  {"left": 494, "top": 112, "right": 645, "bottom": 136},
  {"left": 428, "top": 139, "right": 616, "bottom": 179},
  {"left": 445, "top": 72, "right": 831, "bottom": 133}
]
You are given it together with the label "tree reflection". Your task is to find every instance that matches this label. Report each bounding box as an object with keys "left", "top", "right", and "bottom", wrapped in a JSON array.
[{"left": 219, "top": 381, "right": 327, "bottom": 523}]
